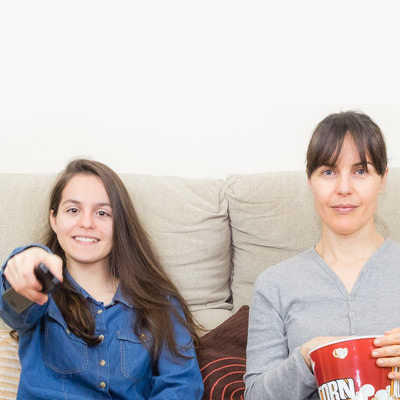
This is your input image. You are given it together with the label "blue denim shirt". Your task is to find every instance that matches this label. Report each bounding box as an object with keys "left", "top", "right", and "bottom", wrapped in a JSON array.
[{"left": 0, "top": 245, "right": 204, "bottom": 400}]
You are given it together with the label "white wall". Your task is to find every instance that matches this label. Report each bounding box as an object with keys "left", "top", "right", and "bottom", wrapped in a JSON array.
[{"left": 1, "top": 1, "right": 399, "bottom": 177}]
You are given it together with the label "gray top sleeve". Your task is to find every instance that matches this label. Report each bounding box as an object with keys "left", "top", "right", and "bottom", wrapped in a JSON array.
[{"left": 244, "top": 271, "right": 316, "bottom": 400}]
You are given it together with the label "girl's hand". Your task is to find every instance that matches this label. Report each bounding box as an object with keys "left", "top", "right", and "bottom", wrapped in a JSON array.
[
  {"left": 4, "top": 247, "right": 63, "bottom": 306},
  {"left": 301, "top": 336, "right": 346, "bottom": 370},
  {"left": 372, "top": 328, "right": 400, "bottom": 380}
]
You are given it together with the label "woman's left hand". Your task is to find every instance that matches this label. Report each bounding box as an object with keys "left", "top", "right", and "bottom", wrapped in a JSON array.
[{"left": 372, "top": 328, "right": 400, "bottom": 379}]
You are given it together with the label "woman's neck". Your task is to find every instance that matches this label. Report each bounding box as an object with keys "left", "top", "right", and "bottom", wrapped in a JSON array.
[
  {"left": 315, "top": 227, "right": 384, "bottom": 266},
  {"left": 315, "top": 227, "right": 385, "bottom": 293}
]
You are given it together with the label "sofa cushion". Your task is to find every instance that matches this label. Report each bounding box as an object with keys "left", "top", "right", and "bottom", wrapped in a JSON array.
[
  {"left": 197, "top": 305, "right": 248, "bottom": 399},
  {"left": 0, "top": 330, "right": 19, "bottom": 399},
  {"left": 226, "top": 172, "right": 320, "bottom": 311},
  {"left": 121, "top": 175, "right": 233, "bottom": 330}
]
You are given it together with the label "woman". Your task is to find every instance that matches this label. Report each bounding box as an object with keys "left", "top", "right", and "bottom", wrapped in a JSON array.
[
  {"left": 0, "top": 159, "right": 203, "bottom": 399},
  {"left": 244, "top": 111, "right": 400, "bottom": 399}
]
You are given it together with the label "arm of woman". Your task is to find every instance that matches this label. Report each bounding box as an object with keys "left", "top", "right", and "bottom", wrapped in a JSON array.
[
  {"left": 244, "top": 274, "right": 317, "bottom": 400},
  {"left": 149, "top": 310, "right": 204, "bottom": 400},
  {"left": 0, "top": 245, "right": 63, "bottom": 333}
]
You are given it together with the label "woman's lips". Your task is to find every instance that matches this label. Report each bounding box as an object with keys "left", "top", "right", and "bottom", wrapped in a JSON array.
[{"left": 331, "top": 204, "right": 358, "bottom": 213}]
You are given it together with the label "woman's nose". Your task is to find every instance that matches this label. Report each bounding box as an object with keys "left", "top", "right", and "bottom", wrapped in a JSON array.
[{"left": 336, "top": 173, "right": 353, "bottom": 196}]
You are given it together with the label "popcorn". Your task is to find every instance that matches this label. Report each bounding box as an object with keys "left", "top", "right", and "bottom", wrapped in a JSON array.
[{"left": 309, "top": 337, "right": 400, "bottom": 400}]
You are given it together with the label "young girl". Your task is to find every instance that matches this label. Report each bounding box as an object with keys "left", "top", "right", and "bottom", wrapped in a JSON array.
[
  {"left": 244, "top": 111, "right": 400, "bottom": 400},
  {"left": 0, "top": 159, "right": 203, "bottom": 399}
]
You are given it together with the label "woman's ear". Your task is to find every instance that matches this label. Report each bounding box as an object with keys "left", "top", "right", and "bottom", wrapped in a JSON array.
[
  {"left": 378, "top": 167, "right": 389, "bottom": 194},
  {"left": 306, "top": 170, "right": 312, "bottom": 191}
]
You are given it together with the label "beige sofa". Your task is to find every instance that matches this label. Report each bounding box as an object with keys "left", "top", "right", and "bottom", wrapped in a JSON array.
[{"left": 1, "top": 169, "right": 400, "bottom": 398}]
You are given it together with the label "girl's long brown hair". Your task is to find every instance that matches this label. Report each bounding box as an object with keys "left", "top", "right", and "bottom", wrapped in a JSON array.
[{"left": 44, "top": 159, "right": 201, "bottom": 365}]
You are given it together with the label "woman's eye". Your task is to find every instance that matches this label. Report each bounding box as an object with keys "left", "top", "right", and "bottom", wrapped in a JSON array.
[
  {"left": 67, "top": 208, "right": 78, "bottom": 213},
  {"left": 323, "top": 169, "right": 334, "bottom": 176},
  {"left": 98, "top": 210, "right": 110, "bottom": 217},
  {"left": 356, "top": 168, "right": 367, "bottom": 175}
]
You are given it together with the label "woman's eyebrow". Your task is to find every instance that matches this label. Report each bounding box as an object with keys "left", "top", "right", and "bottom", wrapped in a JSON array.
[{"left": 352, "top": 161, "right": 372, "bottom": 167}]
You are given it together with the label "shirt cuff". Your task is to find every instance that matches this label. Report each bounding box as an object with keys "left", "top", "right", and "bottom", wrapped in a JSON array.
[{"left": 292, "top": 345, "right": 317, "bottom": 388}]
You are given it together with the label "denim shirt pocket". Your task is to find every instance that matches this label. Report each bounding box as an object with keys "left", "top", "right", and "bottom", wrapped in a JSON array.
[
  {"left": 117, "top": 330, "right": 152, "bottom": 383},
  {"left": 43, "top": 301, "right": 89, "bottom": 374}
]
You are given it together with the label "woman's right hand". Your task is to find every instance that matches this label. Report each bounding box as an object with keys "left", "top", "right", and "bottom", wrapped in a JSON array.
[
  {"left": 4, "top": 247, "right": 63, "bottom": 305},
  {"left": 301, "top": 336, "right": 347, "bottom": 370}
]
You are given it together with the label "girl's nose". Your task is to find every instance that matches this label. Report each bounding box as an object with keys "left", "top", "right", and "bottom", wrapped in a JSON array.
[{"left": 79, "top": 212, "right": 95, "bottom": 228}]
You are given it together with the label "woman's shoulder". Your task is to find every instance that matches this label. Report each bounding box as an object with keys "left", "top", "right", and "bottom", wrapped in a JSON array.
[
  {"left": 255, "top": 246, "right": 316, "bottom": 287},
  {"left": 378, "top": 238, "right": 400, "bottom": 261},
  {"left": 385, "top": 238, "right": 400, "bottom": 251}
]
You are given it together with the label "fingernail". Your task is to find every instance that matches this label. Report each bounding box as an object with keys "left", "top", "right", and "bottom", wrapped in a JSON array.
[
  {"left": 375, "top": 339, "right": 381, "bottom": 345},
  {"left": 377, "top": 359, "right": 384, "bottom": 366},
  {"left": 372, "top": 350, "right": 379, "bottom": 357},
  {"left": 389, "top": 373, "right": 395, "bottom": 379}
]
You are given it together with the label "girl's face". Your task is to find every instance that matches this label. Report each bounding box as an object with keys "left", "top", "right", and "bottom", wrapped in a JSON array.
[
  {"left": 308, "top": 135, "right": 388, "bottom": 237},
  {"left": 50, "top": 173, "right": 114, "bottom": 271}
]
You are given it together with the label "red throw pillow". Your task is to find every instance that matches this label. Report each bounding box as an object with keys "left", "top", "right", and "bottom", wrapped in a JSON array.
[{"left": 197, "top": 306, "right": 249, "bottom": 400}]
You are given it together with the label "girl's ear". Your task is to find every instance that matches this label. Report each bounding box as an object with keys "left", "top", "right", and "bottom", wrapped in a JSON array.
[{"left": 49, "top": 209, "right": 57, "bottom": 233}]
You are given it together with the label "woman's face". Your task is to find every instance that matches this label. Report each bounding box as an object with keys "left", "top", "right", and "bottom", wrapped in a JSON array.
[
  {"left": 308, "top": 135, "right": 388, "bottom": 237},
  {"left": 50, "top": 173, "right": 114, "bottom": 271}
]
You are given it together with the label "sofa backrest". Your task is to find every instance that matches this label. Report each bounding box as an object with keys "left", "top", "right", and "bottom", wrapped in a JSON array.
[{"left": 1, "top": 169, "right": 400, "bottom": 332}]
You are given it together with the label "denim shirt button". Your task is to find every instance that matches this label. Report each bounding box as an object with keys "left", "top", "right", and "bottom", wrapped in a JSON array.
[
  {"left": 99, "top": 381, "right": 106, "bottom": 389},
  {"left": 97, "top": 309, "right": 103, "bottom": 314},
  {"left": 98, "top": 335, "right": 105, "bottom": 342},
  {"left": 99, "top": 360, "right": 106, "bottom": 367}
]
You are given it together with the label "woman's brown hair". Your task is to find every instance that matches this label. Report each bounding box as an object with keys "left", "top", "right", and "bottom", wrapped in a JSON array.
[
  {"left": 44, "top": 159, "right": 201, "bottom": 366},
  {"left": 306, "top": 111, "right": 387, "bottom": 178}
]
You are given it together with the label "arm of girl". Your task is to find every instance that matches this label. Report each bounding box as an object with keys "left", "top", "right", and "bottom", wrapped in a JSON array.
[
  {"left": 0, "top": 245, "right": 63, "bottom": 331},
  {"left": 149, "top": 303, "right": 203, "bottom": 399}
]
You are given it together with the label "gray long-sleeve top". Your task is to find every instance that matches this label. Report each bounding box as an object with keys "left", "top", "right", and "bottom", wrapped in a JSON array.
[{"left": 244, "top": 239, "right": 400, "bottom": 400}]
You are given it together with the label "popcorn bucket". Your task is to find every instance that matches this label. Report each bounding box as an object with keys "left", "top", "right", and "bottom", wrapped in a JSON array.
[{"left": 308, "top": 336, "right": 400, "bottom": 400}]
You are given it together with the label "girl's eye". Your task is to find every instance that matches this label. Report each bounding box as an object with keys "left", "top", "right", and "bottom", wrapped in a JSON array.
[
  {"left": 98, "top": 210, "right": 110, "bottom": 217},
  {"left": 67, "top": 208, "right": 78, "bottom": 213}
]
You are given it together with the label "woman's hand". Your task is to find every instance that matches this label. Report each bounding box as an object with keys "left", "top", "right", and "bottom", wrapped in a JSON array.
[
  {"left": 372, "top": 329, "right": 400, "bottom": 380},
  {"left": 4, "top": 247, "right": 63, "bottom": 306},
  {"left": 301, "top": 336, "right": 347, "bottom": 371}
]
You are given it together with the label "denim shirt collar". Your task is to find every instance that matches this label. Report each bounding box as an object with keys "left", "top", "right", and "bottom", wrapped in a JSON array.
[{"left": 65, "top": 270, "right": 133, "bottom": 309}]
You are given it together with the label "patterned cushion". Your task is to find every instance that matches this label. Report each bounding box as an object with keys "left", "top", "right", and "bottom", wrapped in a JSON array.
[
  {"left": 0, "top": 330, "right": 19, "bottom": 400},
  {"left": 197, "top": 306, "right": 249, "bottom": 399}
]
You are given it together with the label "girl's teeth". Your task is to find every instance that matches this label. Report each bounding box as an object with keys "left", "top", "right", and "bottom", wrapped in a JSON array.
[{"left": 75, "top": 236, "right": 97, "bottom": 243}]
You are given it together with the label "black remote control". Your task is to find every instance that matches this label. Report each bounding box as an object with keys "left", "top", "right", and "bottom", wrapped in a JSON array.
[{"left": 2, "top": 263, "right": 60, "bottom": 313}]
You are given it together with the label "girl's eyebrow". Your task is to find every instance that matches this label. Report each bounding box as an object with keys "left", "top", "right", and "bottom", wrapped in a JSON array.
[{"left": 61, "top": 199, "right": 112, "bottom": 208}]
